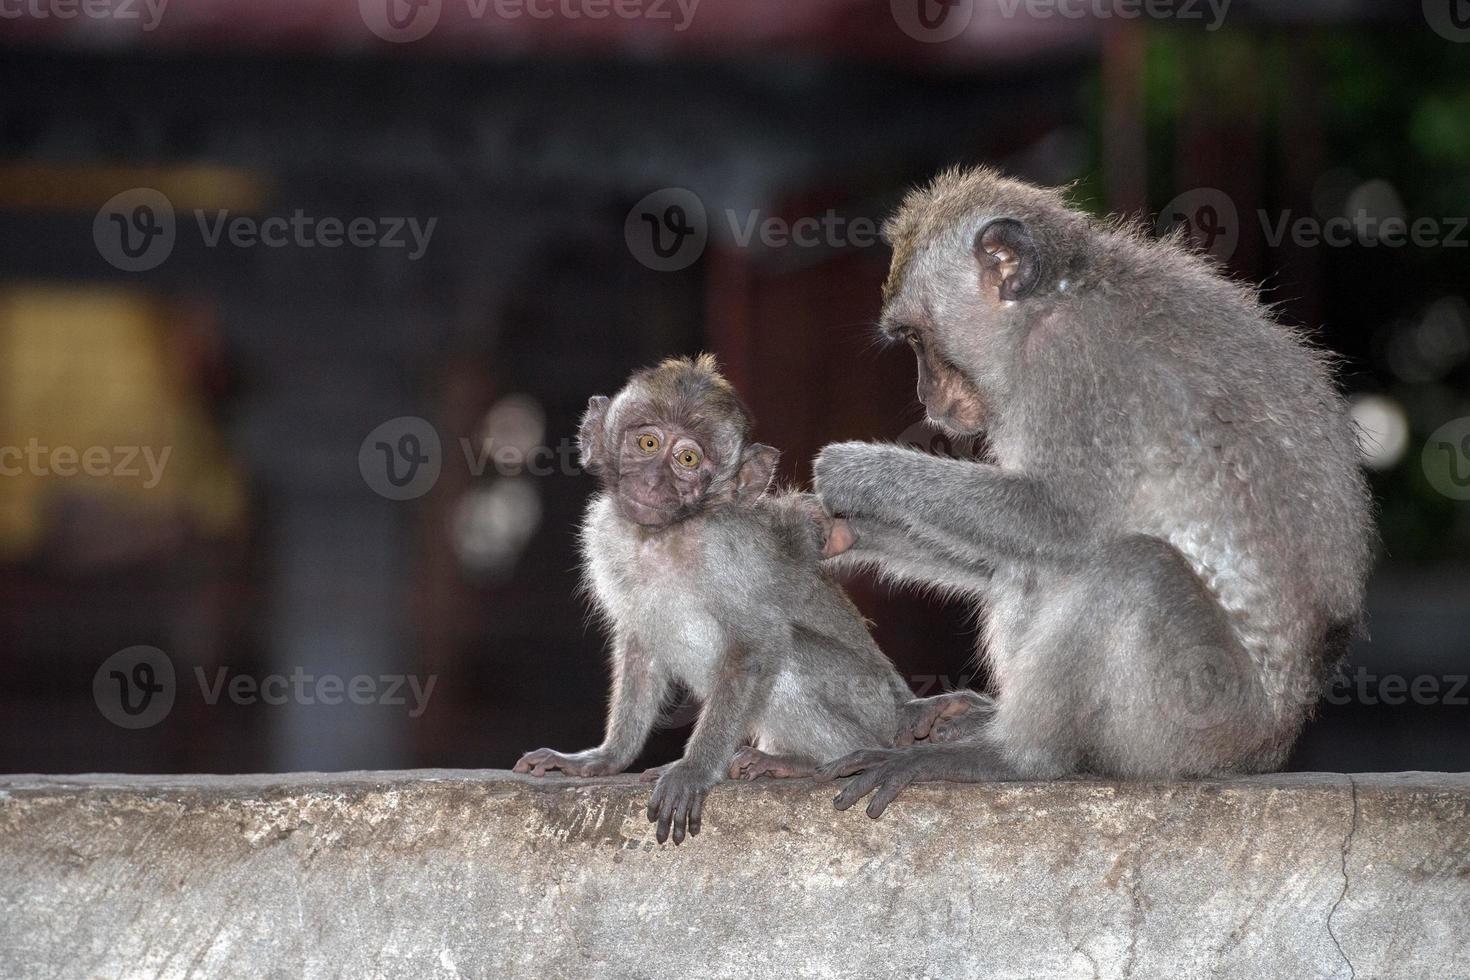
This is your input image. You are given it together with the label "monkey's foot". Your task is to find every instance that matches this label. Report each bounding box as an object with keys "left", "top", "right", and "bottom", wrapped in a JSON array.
[
  {"left": 727, "top": 747, "right": 816, "bottom": 781},
  {"left": 896, "top": 690, "right": 995, "bottom": 746},
  {"left": 815, "top": 744, "right": 1011, "bottom": 819},
  {"left": 638, "top": 764, "right": 673, "bottom": 783},
  {"left": 513, "top": 748, "right": 623, "bottom": 778},
  {"left": 646, "top": 763, "right": 714, "bottom": 845}
]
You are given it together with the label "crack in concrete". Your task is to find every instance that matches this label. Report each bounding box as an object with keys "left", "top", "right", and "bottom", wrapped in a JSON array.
[{"left": 1326, "top": 774, "right": 1359, "bottom": 980}]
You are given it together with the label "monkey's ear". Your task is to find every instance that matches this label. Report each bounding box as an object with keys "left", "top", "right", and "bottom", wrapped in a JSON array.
[
  {"left": 975, "top": 218, "right": 1041, "bottom": 302},
  {"left": 578, "top": 395, "right": 611, "bottom": 475},
  {"left": 735, "top": 443, "right": 780, "bottom": 503}
]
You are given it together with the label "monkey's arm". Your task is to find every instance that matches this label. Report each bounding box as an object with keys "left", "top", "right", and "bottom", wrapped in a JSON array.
[
  {"left": 825, "top": 516, "right": 994, "bottom": 598},
  {"left": 814, "top": 442, "right": 1091, "bottom": 564},
  {"left": 514, "top": 633, "right": 666, "bottom": 777},
  {"left": 645, "top": 642, "right": 775, "bottom": 844}
]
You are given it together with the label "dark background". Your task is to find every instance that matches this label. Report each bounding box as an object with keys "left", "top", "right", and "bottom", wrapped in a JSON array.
[{"left": 0, "top": 0, "right": 1466, "bottom": 776}]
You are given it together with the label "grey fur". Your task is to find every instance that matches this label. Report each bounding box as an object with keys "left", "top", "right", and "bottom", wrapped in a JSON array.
[
  {"left": 516, "top": 358, "right": 909, "bottom": 843},
  {"left": 813, "top": 167, "right": 1375, "bottom": 816}
]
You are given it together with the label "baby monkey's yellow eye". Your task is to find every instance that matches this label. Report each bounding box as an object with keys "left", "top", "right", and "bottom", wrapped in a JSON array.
[
  {"left": 637, "top": 434, "right": 660, "bottom": 454},
  {"left": 675, "top": 449, "right": 701, "bottom": 469}
]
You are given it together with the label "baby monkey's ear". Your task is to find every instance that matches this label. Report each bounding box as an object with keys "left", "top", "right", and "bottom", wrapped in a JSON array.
[
  {"left": 735, "top": 443, "right": 780, "bottom": 503},
  {"left": 578, "top": 395, "right": 611, "bottom": 475}
]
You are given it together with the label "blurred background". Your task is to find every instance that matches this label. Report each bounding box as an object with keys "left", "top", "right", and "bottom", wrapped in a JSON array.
[{"left": 0, "top": 0, "right": 1466, "bottom": 776}]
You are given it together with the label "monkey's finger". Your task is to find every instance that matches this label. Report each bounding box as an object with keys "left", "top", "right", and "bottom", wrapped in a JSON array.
[
  {"left": 687, "top": 794, "right": 703, "bottom": 837},
  {"left": 909, "top": 707, "right": 942, "bottom": 741},
  {"left": 821, "top": 517, "right": 858, "bottom": 558},
  {"left": 937, "top": 697, "right": 975, "bottom": 720},
  {"left": 670, "top": 799, "right": 688, "bottom": 846},
  {"left": 513, "top": 749, "right": 548, "bottom": 774},
  {"left": 833, "top": 769, "right": 886, "bottom": 811},
  {"left": 815, "top": 750, "right": 890, "bottom": 781},
  {"left": 655, "top": 804, "right": 673, "bottom": 844},
  {"left": 647, "top": 786, "right": 665, "bottom": 822},
  {"left": 865, "top": 770, "right": 912, "bottom": 819}
]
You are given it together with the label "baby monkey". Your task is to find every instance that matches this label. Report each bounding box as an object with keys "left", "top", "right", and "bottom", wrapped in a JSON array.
[{"left": 514, "top": 355, "right": 909, "bottom": 844}]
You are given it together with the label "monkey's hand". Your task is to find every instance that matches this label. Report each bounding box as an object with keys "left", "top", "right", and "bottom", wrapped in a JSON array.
[
  {"left": 644, "top": 762, "right": 715, "bottom": 845},
  {"left": 779, "top": 491, "right": 859, "bottom": 558},
  {"left": 812, "top": 441, "right": 897, "bottom": 519},
  {"left": 813, "top": 747, "right": 933, "bottom": 818},
  {"left": 512, "top": 747, "right": 624, "bottom": 778},
  {"left": 896, "top": 691, "right": 996, "bottom": 746}
]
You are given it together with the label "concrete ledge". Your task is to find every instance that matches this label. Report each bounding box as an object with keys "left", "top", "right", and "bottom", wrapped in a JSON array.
[{"left": 1, "top": 771, "right": 1466, "bottom": 979}]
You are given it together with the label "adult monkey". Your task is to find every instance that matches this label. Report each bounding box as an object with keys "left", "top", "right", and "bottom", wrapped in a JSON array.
[{"left": 812, "top": 167, "right": 1374, "bottom": 817}]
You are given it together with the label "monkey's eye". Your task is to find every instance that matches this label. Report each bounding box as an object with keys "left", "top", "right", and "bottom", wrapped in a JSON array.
[
  {"left": 905, "top": 333, "right": 922, "bottom": 351},
  {"left": 637, "top": 434, "right": 661, "bottom": 454},
  {"left": 675, "top": 448, "right": 701, "bottom": 469}
]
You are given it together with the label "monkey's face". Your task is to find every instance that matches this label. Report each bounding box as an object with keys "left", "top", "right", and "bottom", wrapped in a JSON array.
[
  {"left": 904, "top": 329, "right": 989, "bottom": 436},
  {"left": 880, "top": 212, "right": 1051, "bottom": 437},
  {"left": 612, "top": 422, "right": 718, "bottom": 527}
]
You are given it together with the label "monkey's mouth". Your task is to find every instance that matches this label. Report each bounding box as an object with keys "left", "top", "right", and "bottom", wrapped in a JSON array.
[
  {"left": 927, "top": 411, "right": 985, "bottom": 438},
  {"left": 617, "top": 495, "right": 681, "bottom": 527}
]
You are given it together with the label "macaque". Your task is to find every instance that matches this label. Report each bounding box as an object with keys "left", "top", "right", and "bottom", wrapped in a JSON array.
[
  {"left": 811, "top": 167, "right": 1374, "bottom": 817},
  {"left": 515, "top": 355, "right": 910, "bottom": 844}
]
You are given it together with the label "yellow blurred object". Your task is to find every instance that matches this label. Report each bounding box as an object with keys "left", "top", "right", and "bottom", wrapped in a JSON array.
[{"left": 0, "top": 286, "right": 247, "bottom": 560}]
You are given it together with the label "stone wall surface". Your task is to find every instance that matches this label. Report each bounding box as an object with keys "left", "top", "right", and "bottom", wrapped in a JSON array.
[{"left": 1, "top": 771, "right": 1467, "bottom": 979}]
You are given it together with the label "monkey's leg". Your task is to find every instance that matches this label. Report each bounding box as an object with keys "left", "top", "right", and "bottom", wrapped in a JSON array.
[
  {"left": 728, "top": 746, "right": 818, "bottom": 780},
  {"left": 645, "top": 649, "right": 776, "bottom": 844},
  {"left": 1043, "top": 535, "right": 1276, "bottom": 777},
  {"left": 981, "top": 534, "right": 1276, "bottom": 780}
]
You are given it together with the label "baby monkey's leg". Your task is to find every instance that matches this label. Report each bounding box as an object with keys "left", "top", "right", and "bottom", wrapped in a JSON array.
[{"left": 728, "top": 746, "right": 819, "bottom": 780}]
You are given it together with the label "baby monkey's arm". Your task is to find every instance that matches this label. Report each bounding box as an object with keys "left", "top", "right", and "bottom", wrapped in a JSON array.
[{"left": 515, "top": 633, "right": 667, "bottom": 777}]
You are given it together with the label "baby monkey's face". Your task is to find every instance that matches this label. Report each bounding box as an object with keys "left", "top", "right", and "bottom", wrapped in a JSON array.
[{"left": 614, "top": 420, "right": 719, "bottom": 527}]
